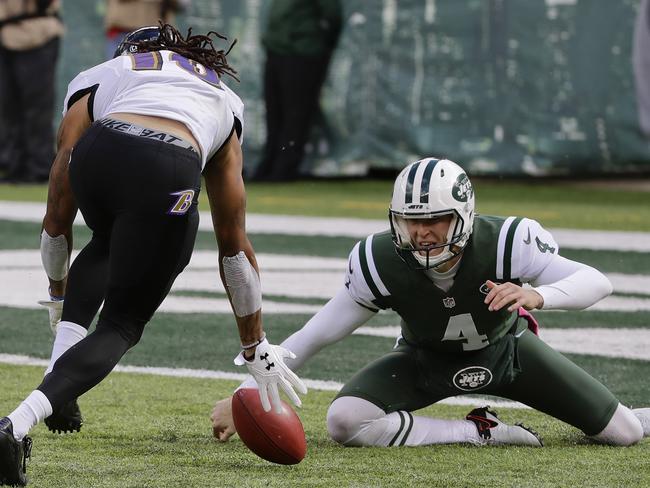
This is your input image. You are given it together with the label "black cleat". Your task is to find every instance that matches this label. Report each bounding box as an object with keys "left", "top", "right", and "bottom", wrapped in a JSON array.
[
  {"left": 0, "top": 417, "right": 32, "bottom": 487},
  {"left": 466, "top": 406, "right": 543, "bottom": 447},
  {"left": 44, "top": 400, "right": 83, "bottom": 434}
]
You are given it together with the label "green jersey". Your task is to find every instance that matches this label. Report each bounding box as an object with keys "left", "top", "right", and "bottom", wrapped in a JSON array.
[
  {"left": 339, "top": 214, "right": 618, "bottom": 436},
  {"left": 345, "top": 215, "right": 559, "bottom": 353}
]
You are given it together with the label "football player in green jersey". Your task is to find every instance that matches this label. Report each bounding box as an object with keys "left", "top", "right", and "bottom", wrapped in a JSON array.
[{"left": 212, "top": 158, "right": 650, "bottom": 447}]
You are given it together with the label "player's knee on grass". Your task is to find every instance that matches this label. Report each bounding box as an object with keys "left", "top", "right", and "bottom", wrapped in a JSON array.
[
  {"left": 327, "top": 396, "right": 393, "bottom": 447},
  {"left": 327, "top": 396, "right": 363, "bottom": 445},
  {"left": 591, "top": 404, "right": 643, "bottom": 446}
]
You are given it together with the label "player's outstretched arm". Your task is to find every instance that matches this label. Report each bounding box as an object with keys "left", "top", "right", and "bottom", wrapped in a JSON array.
[
  {"left": 203, "top": 132, "right": 262, "bottom": 346},
  {"left": 203, "top": 132, "right": 306, "bottom": 413},
  {"left": 39, "top": 94, "right": 90, "bottom": 333},
  {"left": 211, "top": 286, "right": 376, "bottom": 441}
]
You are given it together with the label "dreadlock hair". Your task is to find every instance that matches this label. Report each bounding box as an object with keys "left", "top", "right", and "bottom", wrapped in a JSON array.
[{"left": 128, "top": 21, "right": 239, "bottom": 81}]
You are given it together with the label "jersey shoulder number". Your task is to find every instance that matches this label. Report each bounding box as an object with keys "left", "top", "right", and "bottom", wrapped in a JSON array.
[
  {"left": 128, "top": 51, "right": 223, "bottom": 89},
  {"left": 496, "top": 216, "right": 559, "bottom": 283}
]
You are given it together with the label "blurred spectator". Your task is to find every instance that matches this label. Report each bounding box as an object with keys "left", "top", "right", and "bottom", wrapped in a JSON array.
[
  {"left": 252, "top": 0, "right": 342, "bottom": 182},
  {"left": 0, "top": 0, "right": 63, "bottom": 183},
  {"left": 634, "top": 0, "right": 650, "bottom": 138},
  {"left": 104, "top": 0, "right": 187, "bottom": 60}
]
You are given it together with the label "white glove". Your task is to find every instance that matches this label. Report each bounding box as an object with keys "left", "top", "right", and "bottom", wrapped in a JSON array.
[
  {"left": 234, "top": 338, "right": 307, "bottom": 413},
  {"left": 37, "top": 297, "right": 63, "bottom": 335}
]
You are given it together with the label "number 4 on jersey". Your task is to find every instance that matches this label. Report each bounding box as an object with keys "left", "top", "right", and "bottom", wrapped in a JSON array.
[{"left": 442, "top": 314, "right": 489, "bottom": 351}]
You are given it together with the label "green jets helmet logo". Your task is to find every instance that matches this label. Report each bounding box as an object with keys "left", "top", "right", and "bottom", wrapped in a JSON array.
[{"left": 452, "top": 174, "right": 473, "bottom": 202}]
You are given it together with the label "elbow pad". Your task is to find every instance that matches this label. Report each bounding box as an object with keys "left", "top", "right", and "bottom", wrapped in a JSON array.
[
  {"left": 40, "top": 230, "right": 69, "bottom": 281},
  {"left": 222, "top": 251, "right": 262, "bottom": 317}
]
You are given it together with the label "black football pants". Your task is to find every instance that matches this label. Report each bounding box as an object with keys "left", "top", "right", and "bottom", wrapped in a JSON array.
[{"left": 39, "top": 121, "right": 201, "bottom": 408}]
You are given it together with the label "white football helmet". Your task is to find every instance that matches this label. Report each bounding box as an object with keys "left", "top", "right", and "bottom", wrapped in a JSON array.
[{"left": 389, "top": 157, "right": 475, "bottom": 269}]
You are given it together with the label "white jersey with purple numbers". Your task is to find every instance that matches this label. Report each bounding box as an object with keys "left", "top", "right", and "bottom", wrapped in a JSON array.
[{"left": 62, "top": 50, "right": 244, "bottom": 168}]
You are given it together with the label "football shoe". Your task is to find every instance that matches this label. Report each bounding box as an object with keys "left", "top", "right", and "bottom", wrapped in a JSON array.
[
  {"left": 0, "top": 417, "right": 32, "bottom": 487},
  {"left": 44, "top": 400, "right": 83, "bottom": 434},
  {"left": 466, "top": 406, "right": 543, "bottom": 447}
]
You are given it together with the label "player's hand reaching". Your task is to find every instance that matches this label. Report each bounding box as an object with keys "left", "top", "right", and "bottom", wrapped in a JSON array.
[
  {"left": 484, "top": 280, "right": 544, "bottom": 312},
  {"left": 234, "top": 338, "right": 307, "bottom": 413},
  {"left": 37, "top": 297, "right": 64, "bottom": 335},
  {"left": 211, "top": 397, "right": 237, "bottom": 442}
]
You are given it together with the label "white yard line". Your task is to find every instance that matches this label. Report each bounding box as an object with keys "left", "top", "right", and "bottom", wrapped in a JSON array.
[
  {"left": 0, "top": 353, "right": 527, "bottom": 408},
  {"left": 605, "top": 273, "right": 650, "bottom": 294},
  {"left": 2, "top": 250, "right": 649, "bottom": 357},
  {"left": 4, "top": 251, "right": 647, "bottom": 358},
  {"left": 2, "top": 201, "right": 650, "bottom": 251},
  {"left": 355, "top": 326, "right": 650, "bottom": 361},
  {"left": 2, "top": 250, "right": 649, "bottom": 312}
]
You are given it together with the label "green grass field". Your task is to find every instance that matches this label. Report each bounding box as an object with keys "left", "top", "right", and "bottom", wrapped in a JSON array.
[
  {"left": 1, "top": 364, "right": 648, "bottom": 488},
  {"left": 0, "top": 180, "right": 649, "bottom": 487},
  {"left": 1, "top": 178, "right": 649, "bottom": 229}
]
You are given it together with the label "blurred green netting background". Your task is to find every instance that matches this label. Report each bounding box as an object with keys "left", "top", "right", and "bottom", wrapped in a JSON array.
[{"left": 59, "top": 0, "right": 650, "bottom": 176}]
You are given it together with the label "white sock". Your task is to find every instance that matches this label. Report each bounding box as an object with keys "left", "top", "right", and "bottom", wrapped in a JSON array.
[
  {"left": 45, "top": 321, "right": 88, "bottom": 376},
  {"left": 8, "top": 390, "right": 53, "bottom": 440},
  {"left": 402, "top": 415, "right": 479, "bottom": 446},
  {"left": 355, "top": 410, "right": 478, "bottom": 446},
  {"left": 327, "top": 396, "right": 479, "bottom": 447}
]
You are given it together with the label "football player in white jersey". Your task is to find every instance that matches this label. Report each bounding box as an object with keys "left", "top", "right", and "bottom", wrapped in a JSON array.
[
  {"left": 211, "top": 158, "right": 650, "bottom": 449},
  {"left": 0, "top": 24, "right": 306, "bottom": 487}
]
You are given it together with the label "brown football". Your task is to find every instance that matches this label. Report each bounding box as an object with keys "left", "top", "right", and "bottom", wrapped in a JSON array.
[{"left": 231, "top": 388, "right": 307, "bottom": 465}]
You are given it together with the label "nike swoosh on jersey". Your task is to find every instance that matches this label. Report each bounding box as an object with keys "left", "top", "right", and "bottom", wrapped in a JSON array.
[{"left": 523, "top": 228, "right": 531, "bottom": 245}]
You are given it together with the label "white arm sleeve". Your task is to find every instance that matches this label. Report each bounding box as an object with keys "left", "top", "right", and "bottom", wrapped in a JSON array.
[
  {"left": 239, "top": 286, "right": 376, "bottom": 389},
  {"left": 531, "top": 254, "right": 613, "bottom": 310},
  {"left": 510, "top": 218, "right": 560, "bottom": 282},
  {"left": 508, "top": 218, "right": 612, "bottom": 310}
]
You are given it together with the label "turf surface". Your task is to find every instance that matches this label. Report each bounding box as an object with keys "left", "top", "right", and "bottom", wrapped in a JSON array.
[
  {"left": 1, "top": 306, "right": 648, "bottom": 406},
  {"left": 1, "top": 181, "right": 649, "bottom": 487},
  {"left": 1, "top": 363, "right": 648, "bottom": 488}
]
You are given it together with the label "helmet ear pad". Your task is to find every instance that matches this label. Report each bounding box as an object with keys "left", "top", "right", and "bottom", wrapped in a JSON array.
[{"left": 389, "top": 158, "right": 475, "bottom": 269}]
